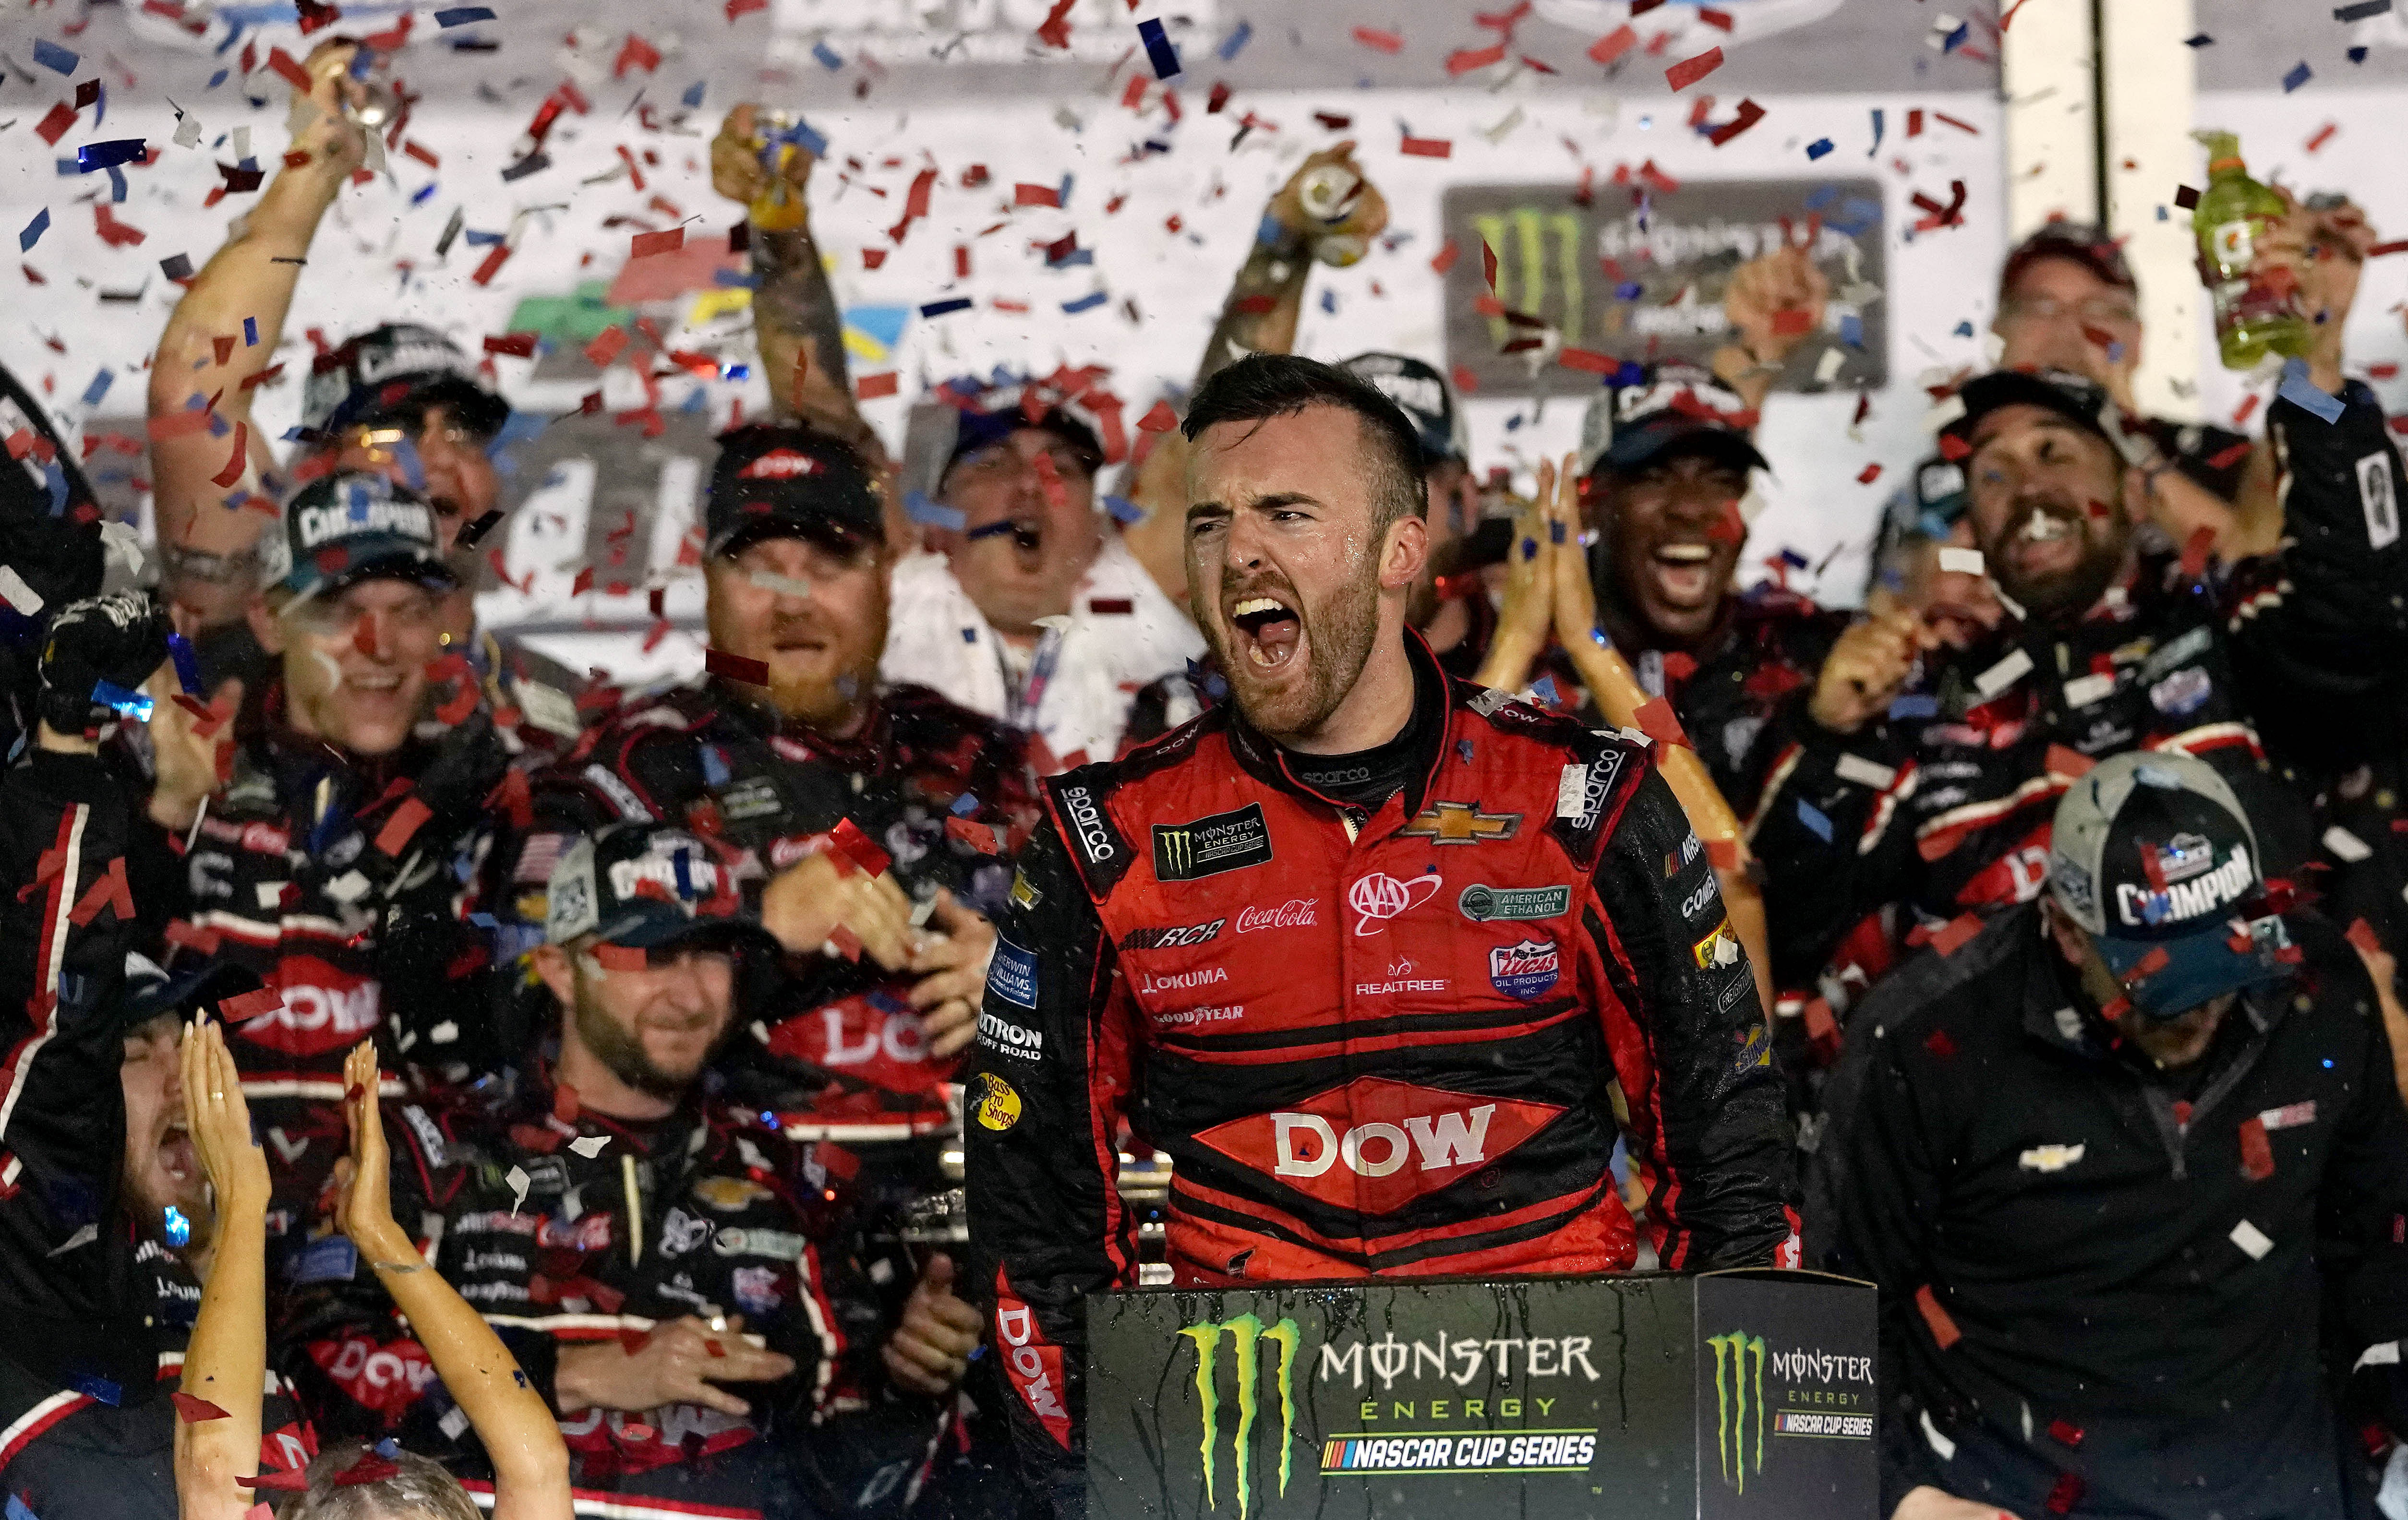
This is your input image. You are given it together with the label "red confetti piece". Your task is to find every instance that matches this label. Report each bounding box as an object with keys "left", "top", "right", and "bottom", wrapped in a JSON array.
[
  {"left": 1400, "top": 135, "right": 1453, "bottom": 158},
  {"left": 1698, "top": 5, "right": 1734, "bottom": 27},
  {"left": 1914, "top": 1283, "right": 1962, "bottom": 1349},
  {"left": 827, "top": 922, "right": 864, "bottom": 961},
  {"left": 945, "top": 815, "right": 1002, "bottom": 855},
  {"left": 1664, "top": 47, "right": 1723, "bottom": 90},
  {"left": 1447, "top": 44, "right": 1507, "bottom": 74},
  {"left": 2306, "top": 121, "right": 2338, "bottom": 154},
  {"left": 1014, "top": 182, "right": 1062, "bottom": 208},
  {"left": 2346, "top": 916, "right": 2384, "bottom": 958},
  {"left": 2047, "top": 1418, "right": 2084, "bottom": 1448},
  {"left": 1451, "top": 363, "right": 1479, "bottom": 395},
  {"left": 264, "top": 46, "right": 313, "bottom": 90},
  {"left": 2119, "top": 946, "right": 2171, "bottom": 987},
  {"left": 374, "top": 796, "right": 433, "bottom": 857},
  {"left": 35, "top": 101, "right": 78, "bottom": 146},
  {"left": 1705, "top": 839, "right": 1739, "bottom": 872},
  {"left": 246, "top": 1470, "right": 311, "bottom": 1493},
  {"left": 402, "top": 139, "right": 439, "bottom": 168},
  {"left": 705, "top": 647, "right": 770, "bottom": 686},
  {"left": 1557, "top": 347, "right": 1619, "bottom": 374},
  {"left": 830, "top": 816, "right": 893, "bottom": 878},
  {"left": 857, "top": 371, "right": 899, "bottom": 400},
  {"left": 1924, "top": 1029, "right": 1957, "bottom": 1058},
  {"left": 618, "top": 1328, "right": 652, "bottom": 1354},
  {"left": 1930, "top": 914, "right": 1984, "bottom": 957},
  {"left": 1706, "top": 98, "right": 1765, "bottom": 147},
  {"left": 1631, "top": 696, "right": 1689, "bottom": 747},
  {"left": 629, "top": 226, "right": 685, "bottom": 259},
  {"left": 1137, "top": 398, "right": 1179, "bottom": 432},
  {"left": 470, "top": 242, "right": 511, "bottom": 286},
  {"left": 585, "top": 325, "right": 630, "bottom": 369},
  {"left": 2367, "top": 239, "right": 2408, "bottom": 257},
  {"left": 1588, "top": 25, "right": 1638, "bottom": 64},
  {"left": 219, "top": 987, "right": 284, "bottom": 1020},
  {"left": 1034, "top": 0, "right": 1073, "bottom": 47},
  {"left": 1481, "top": 239, "right": 1499, "bottom": 290},
  {"left": 592, "top": 943, "right": 647, "bottom": 972},
  {"left": 2044, "top": 1472, "right": 2084, "bottom": 1515},
  {"left": 1352, "top": 25, "right": 1404, "bottom": 52},
  {"left": 2044, "top": 744, "right": 2095, "bottom": 779},
  {"left": 2179, "top": 525, "right": 2215, "bottom": 579},
  {"left": 2238, "top": 1114, "right": 2274, "bottom": 1179},
  {"left": 1856, "top": 463, "right": 1882, "bottom": 484},
  {"left": 1429, "top": 239, "right": 1459, "bottom": 275},
  {"left": 209, "top": 422, "right": 248, "bottom": 488},
  {"left": 483, "top": 332, "right": 538, "bottom": 358},
  {"left": 335, "top": 1455, "right": 401, "bottom": 1487}
]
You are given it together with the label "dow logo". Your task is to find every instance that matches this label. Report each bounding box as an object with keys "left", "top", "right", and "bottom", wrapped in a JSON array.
[
  {"left": 1179, "top": 1313, "right": 1300, "bottom": 1520},
  {"left": 1707, "top": 1330, "right": 1767, "bottom": 1494}
]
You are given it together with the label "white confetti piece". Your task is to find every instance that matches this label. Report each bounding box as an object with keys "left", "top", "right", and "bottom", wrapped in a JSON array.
[
  {"left": 1555, "top": 764, "right": 1588, "bottom": 818},
  {"left": 1975, "top": 647, "right": 2034, "bottom": 699},
  {"left": 1937, "top": 546, "right": 1985, "bottom": 575},
  {"left": 747, "top": 568, "right": 813, "bottom": 598},
  {"left": 568, "top": 1136, "right": 610, "bottom": 1158},
  {"left": 1834, "top": 753, "right": 1897, "bottom": 790},
  {"left": 2324, "top": 826, "right": 2373, "bottom": 863},
  {"left": 1923, "top": 393, "right": 1967, "bottom": 434},
  {"left": 2229, "top": 1219, "right": 2273, "bottom": 1260},
  {"left": 514, "top": 679, "right": 583, "bottom": 739},
  {"left": 506, "top": 1164, "right": 531, "bottom": 1217},
  {"left": 0, "top": 566, "right": 44, "bottom": 616},
  {"left": 1919, "top": 1408, "right": 1956, "bottom": 1460},
  {"left": 2062, "top": 672, "right": 2116, "bottom": 708}
]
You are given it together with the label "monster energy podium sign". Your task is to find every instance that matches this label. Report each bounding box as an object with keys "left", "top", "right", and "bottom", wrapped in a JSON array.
[{"left": 1086, "top": 1270, "right": 1874, "bottom": 1520}]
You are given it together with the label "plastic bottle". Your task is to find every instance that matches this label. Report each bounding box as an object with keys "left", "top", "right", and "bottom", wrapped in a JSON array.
[{"left": 2192, "top": 130, "right": 2311, "bottom": 370}]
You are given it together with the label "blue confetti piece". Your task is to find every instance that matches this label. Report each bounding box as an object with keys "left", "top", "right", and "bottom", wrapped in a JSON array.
[
  {"left": 77, "top": 139, "right": 145, "bottom": 172},
  {"left": 782, "top": 118, "right": 830, "bottom": 159},
  {"left": 681, "top": 80, "right": 706, "bottom": 108},
  {"left": 1804, "top": 184, "right": 1839, "bottom": 212},
  {"left": 1217, "top": 19, "right": 1252, "bottom": 60},
  {"left": 949, "top": 792, "right": 980, "bottom": 817},
  {"left": 1104, "top": 494, "right": 1144, "bottom": 525},
  {"left": 920, "top": 297, "right": 974, "bottom": 317},
  {"left": 167, "top": 632, "right": 201, "bottom": 693},
  {"left": 713, "top": 267, "right": 757, "bottom": 288},
  {"left": 18, "top": 209, "right": 48, "bottom": 252},
  {"left": 2336, "top": 0, "right": 2389, "bottom": 20},
  {"left": 1529, "top": 676, "right": 1560, "bottom": 708},
  {"left": 1778, "top": 546, "right": 1811, "bottom": 569},
  {"left": 33, "top": 39, "right": 78, "bottom": 75},
  {"left": 1138, "top": 16, "right": 1182, "bottom": 79},
  {"left": 243, "top": 315, "right": 259, "bottom": 346},
  {"left": 208, "top": 68, "right": 228, "bottom": 87},
  {"left": 1941, "top": 21, "right": 1970, "bottom": 51},
  {"left": 1837, "top": 313, "right": 1863, "bottom": 349},
  {"left": 904, "top": 491, "right": 968, "bottom": 531},
  {"left": 81, "top": 368, "right": 112, "bottom": 407},
  {"left": 373, "top": 1436, "right": 402, "bottom": 1458},
  {"left": 163, "top": 1206, "right": 191, "bottom": 1247},
  {"left": 1951, "top": 320, "right": 1975, "bottom": 338},
  {"left": 1795, "top": 799, "right": 1833, "bottom": 842},
  {"left": 1614, "top": 360, "right": 1648, "bottom": 388},
  {"left": 1059, "top": 172, "right": 1075, "bottom": 205},
  {"left": 1319, "top": 287, "right": 1338, "bottom": 315},
  {"left": 1889, "top": 693, "right": 1939, "bottom": 720},
  {"left": 42, "top": 462, "right": 65, "bottom": 515},
  {"left": 1256, "top": 212, "right": 1290, "bottom": 248},
  {"left": 960, "top": 627, "right": 978, "bottom": 644},
  {"left": 2184, "top": 32, "right": 2215, "bottom": 46},
  {"left": 466, "top": 912, "right": 496, "bottom": 928},
  {"left": 1867, "top": 108, "right": 1884, "bottom": 156},
  {"left": 1806, "top": 138, "right": 1833, "bottom": 160},
  {"left": 69, "top": 1374, "right": 121, "bottom": 1406},
  {"left": 673, "top": 848, "right": 694, "bottom": 898},
  {"left": 433, "top": 5, "right": 495, "bottom": 23},
  {"left": 411, "top": 181, "right": 438, "bottom": 205},
  {"left": 1061, "top": 289, "right": 1108, "bottom": 313},
  {"left": 1613, "top": 280, "right": 1643, "bottom": 300},
  {"left": 463, "top": 228, "right": 504, "bottom": 246},
  {"left": 2283, "top": 60, "right": 2312, "bottom": 91},
  {"left": 106, "top": 164, "right": 128, "bottom": 203},
  {"left": 489, "top": 409, "right": 548, "bottom": 451},
  {"left": 1549, "top": 519, "right": 1567, "bottom": 544},
  {"left": 2275, "top": 358, "right": 2345, "bottom": 422},
  {"left": 812, "top": 39, "right": 843, "bottom": 70},
  {"left": 2350, "top": 43, "right": 2370, "bottom": 62},
  {"left": 5, "top": 1490, "right": 36, "bottom": 1520}
]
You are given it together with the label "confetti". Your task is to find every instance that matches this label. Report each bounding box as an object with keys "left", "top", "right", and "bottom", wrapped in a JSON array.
[
  {"left": 1217, "top": 19, "right": 1252, "bottom": 60},
  {"left": 2228, "top": 1219, "right": 2273, "bottom": 1259},
  {"left": 1137, "top": 17, "right": 1181, "bottom": 79},
  {"left": 1352, "top": 26, "right": 1404, "bottom": 53},
  {"left": 2276, "top": 360, "right": 2345, "bottom": 423},
  {"left": 1914, "top": 1283, "right": 1962, "bottom": 1349},
  {"left": 506, "top": 1164, "right": 531, "bottom": 1216},
  {"left": 2282, "top": 60, "right": 2312, "bottom": 92},
  {"left": 170, "top": 1392, "right": 230, "bottom": 1423},
  {"left": 1400, "top": 135, "right": 1452, "bottom": 158},
  {"left": 18, "top": 210, "right": 49, "bottom": 252},
  {"left": 1929, "top": 914, "right": 1984, "bottom": 957},
  {"left": 34, "top": 40, "right": 80, "bottom": 75},
  {"left": 1665, "top": 47, "right": 1724, "bottom": 91},
  {"left": 706, "top": 648, "right": 771, "bottom": 685},
  {"left": 2335, "top": 0, "right": 2390, "bottom": 17},
  {"left": 629, "top": 227, "right": 685, "bottom": 258},
  {"left": 568, "top": 1135, "right": 610, "bottom": 1158},
  {"left": 433, "top": 6, "right": 496, "bottom": 23}
]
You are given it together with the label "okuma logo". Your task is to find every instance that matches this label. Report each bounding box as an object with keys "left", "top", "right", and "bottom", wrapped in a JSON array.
[
  {"left": 1179, "top": 1313, "right": 1299, "bottom": 1520},
  {"left": 1707, "top": 1330, "right": 1766, "bottom": 1494}
]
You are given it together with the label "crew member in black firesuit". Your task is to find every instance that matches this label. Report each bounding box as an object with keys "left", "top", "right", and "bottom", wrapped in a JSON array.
[
  {"left": 0, "top": 592, "right": 316, "bottom": 1517},
  {"left": 1820, "top": 752, "right": 2408, "bottom": 1520},
  {"left": 966, "top": 355, "right": 1796, "bottom": 1516},
  {"left": 139, "top": 471, "right": 506, "bottom": 1230},
  {"left": 280, "top": 820, "right": 984, "bottom": 1520}
]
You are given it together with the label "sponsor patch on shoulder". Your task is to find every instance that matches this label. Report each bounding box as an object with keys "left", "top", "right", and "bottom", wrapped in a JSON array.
[
  {"left": 1154, "top": 803, "right": 1274, "bottom": 881},
  {"left": 987, "top": 938, "right": 1039, "bottom": 1009}
]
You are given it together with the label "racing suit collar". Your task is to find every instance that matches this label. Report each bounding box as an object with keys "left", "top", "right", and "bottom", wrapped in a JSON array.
[{"left": 1222, "top": 629, "right": 1452, "bottom": 820}]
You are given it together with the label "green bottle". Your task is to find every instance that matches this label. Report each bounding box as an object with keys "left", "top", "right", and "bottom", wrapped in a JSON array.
[{"left": 2193, "top": 130, "right": 2311, "bottom": 370}]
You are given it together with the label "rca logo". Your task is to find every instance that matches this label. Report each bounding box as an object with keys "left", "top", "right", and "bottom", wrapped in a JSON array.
[
  {"left": 1195, "top": 1076, "right": 1565, "bottom": 1216},
  {"left": 996, "top": 1273, "right": 1073, "bottom": 1450},
  {"left": 238, "top": 956, "right": 380, "bottom": 1057}
]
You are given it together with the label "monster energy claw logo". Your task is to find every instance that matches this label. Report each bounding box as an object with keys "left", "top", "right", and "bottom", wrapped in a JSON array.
[
  {"left": 1473, "top": 208, "right": 1584, "bottom": 344},
  {"left": 1708, "top": 1331, "right": 1767, "bottom": 1494},
  {"left": 1180, "top": 1314, "right": 1300, "bottom": 1520}
]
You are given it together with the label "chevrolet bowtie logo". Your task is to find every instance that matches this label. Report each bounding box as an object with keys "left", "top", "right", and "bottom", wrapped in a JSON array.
[{"left": 1401, "top": 802, "right": 1520, "bottom": 845}]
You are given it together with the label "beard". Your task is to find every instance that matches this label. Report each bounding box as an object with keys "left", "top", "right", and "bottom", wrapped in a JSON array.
[
  {"left": 1986, "top": 490, "right": 2131, "bottom": 620},
  {"left": 1204, "top": 562, "right": 1382, "bottom": 743},
  {"left": 765, "top": 608, "right": 887, "bottom": 734},
  {"left": 572, "top": 967, "right": 716, "bottom": 1100}
]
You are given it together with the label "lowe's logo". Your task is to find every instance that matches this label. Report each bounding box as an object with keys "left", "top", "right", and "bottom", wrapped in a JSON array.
[
  {"left": 1179, "top": 1313, "right": 1300, "bottom": 1520},
  {"left": 1707, "top": 1329, "right": 1766, "bottom": 1494}
]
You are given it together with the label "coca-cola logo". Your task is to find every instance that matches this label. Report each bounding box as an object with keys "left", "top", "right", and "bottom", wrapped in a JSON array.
[
  {"left": 1348, "top": 874, "right": 1441, "bottom": 935},
  {"left": 1235, "top": 898, "right": 1316, "bottom": 933}
]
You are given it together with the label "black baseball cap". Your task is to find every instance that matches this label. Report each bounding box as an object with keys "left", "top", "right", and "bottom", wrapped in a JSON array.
[
  {"left": 2047, "top": 751, "right": 2289, "bottom": 1020},
  {"left": 119, "top": 952, "right": 261, "bottom": 1036},
  {"left": 1341, "top": 352, "right": 1467, "bottom": 468},
  {"left": 1581, "top": 362, "right": 1769, "bottom": 479},
  {"left": 544, "top": 822, "right": 774, "bottom": 954},
  {"left": 301, "top": 323, "right": 510, "bottom": 442},
  {"left": 258, "top": 471, "right": 457, "bottom": 606},
  {"left": 1999, "top": 220, "right": 2138, "bottom": 301},
  {"left": 705, "top": 423, "right": 882, "bottom": 558},
  {"left": 938, "top": 402, "right": 1105, "bottom": 488},
  {"left": 1941, "top": 368, "right": 2126, "bottom": 457}
]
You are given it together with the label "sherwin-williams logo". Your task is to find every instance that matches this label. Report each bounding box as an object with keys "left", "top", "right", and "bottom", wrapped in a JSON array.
[
  {"left": 1707, "top": 1330, "right": 1766, "bottom": 1494},
  {"left": 1180, "top": 1313, "right": 1299, "bottom": 1520}
]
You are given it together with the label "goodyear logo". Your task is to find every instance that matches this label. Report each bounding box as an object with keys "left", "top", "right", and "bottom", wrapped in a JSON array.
[
  {"left": 1179, "top": 1313, "right": 1299, "bottom": 1520},
  {"left": 1707, "top": 1330, "right": 1766, "bottom": 1494}
]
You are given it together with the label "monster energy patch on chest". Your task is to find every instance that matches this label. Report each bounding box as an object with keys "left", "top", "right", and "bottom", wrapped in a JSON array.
[{"left": 716, "top": 775, "right": 786, "bottom": 823}]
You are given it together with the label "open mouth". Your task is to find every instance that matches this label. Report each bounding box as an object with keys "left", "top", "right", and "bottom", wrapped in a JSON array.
[
  {"left": 967, "top": 518, "right": 1044, "bottom": 554},
  {"left": 158, "top": 1125, "right": 196, "bottom": 1187},
  {"left": 2005, "top": 505, "right": 2083, "bottom": 577},
  {"left": 1649, "top": 542, "right": 1719, "bottom": 608},
  {"left": 1228, "top": 595, "right": 1301, "bottom": 671}
]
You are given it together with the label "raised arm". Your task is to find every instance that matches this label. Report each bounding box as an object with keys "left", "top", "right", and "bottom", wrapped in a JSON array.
[
  {"left": 175, "top": 1019, "right": 271, "bottom": 1520},
  {"left": 331, "top": 1041, "right": 571, "bottom": 1520},
  {"left": 147, "top": 40, "right": 366, "bottom": 570},
  {"left": 1122, "top": 144, "right": 1389, "bottom": 609}
]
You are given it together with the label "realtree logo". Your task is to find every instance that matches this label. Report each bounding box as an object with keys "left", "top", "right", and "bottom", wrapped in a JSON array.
[
  {"left": 1707, "top": 1330, "right": 1766, "bottom": 1494},
  {"left": 1179, "top": 1313, "right": 1299, "bottom": 1520}
]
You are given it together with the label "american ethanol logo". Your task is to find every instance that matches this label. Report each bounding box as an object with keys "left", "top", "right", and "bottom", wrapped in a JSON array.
[{"left": 1179, "top": 1314, "right": 1299, "bottom": 1520}]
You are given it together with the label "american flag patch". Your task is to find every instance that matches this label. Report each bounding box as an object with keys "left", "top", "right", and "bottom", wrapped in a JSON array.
[{"left": 514, "top": 831, "right": 568, "bottom": 885}]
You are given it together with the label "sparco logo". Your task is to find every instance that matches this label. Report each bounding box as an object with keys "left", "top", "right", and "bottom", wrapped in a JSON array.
[
  {"left": 1235, "top": 899, "right": 1315, "bottom": 933},
  {"left": 1707, "top": 1330, "right": 1766, "bottom": 1494},
  {"left": 1062, "top": 787, "right": 1114, "bottom": 862},
  {"left": 1179, "top": 1313, "right": 1299, "bottom": 1520}
]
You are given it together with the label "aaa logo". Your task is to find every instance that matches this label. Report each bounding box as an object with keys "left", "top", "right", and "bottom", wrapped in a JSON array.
[{"left": 1179, "top": 1313, "right": 1300, "bottom": 1520}]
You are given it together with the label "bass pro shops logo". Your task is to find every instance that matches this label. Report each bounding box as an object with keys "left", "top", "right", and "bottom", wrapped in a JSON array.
[
  {"left": 1707, "top": 1330, "right": 1766, "bottom": 1495},
  {"left": 1179, "top": 1313, "right": 1300, "bottom": 1520}
]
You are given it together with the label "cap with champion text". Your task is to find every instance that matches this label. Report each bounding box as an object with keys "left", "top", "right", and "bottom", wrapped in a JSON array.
[
  {"left": 706, "top": 423, "right": 883, "bottom": 557},
  {"left": 545, "top": 822, "right": 771, "bottom": 952},
  {"left": 301, "top": 323, "right": 510, "bottom": 441},
  {"left": 2047, "top": 751, "right": 2290, "bottom": 1019},
  {"left": 256, "top": 471, "right": 456, "bottom": 605},
  {"left": 1341, "top": 352, "right": 1468, "bottom": 468},
  {"left": 1580, "top": 362, "right": 1770, "bottom": 479},
  {"left": 1999, "top": 219, "right": 2138, "bottom": 302}
]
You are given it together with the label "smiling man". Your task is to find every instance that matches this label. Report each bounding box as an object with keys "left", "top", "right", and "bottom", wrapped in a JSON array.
[{"left": 965, "top": 355, "right": 1796, "bottom": 1517}]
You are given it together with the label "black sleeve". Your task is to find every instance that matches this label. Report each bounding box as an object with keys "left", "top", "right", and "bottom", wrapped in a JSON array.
[
  {"left": 2227, "top": 380, "right": 2408, "bottom": 770},
  {"left": 2316, "top": 942, "right": 2408, "bottom": 1379},
  {"left": 1739, "top": 688, "right": 1914, "bottom": 989},
  {"left": 963, "top": 817, "right": 1133, "bottom": 1520},
  {"left": 1827, "top": 1029, "right": 1950, "bottom": 1512},
  {"left": 1589, "top": 761, "right": 1796, "bottom": 1269}
]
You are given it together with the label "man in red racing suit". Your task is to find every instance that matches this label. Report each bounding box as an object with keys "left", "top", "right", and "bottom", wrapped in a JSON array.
[{"left": 965, "top": 356, "right": 1795, "bottom": 1515}]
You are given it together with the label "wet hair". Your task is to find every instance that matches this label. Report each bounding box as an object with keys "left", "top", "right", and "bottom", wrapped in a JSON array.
[
  {"left": 283, "top": 1444, "right": 483, "bottom": 1520},
  {"left": 1181, "top": 354, "right": 1428, "bottom": 536}
]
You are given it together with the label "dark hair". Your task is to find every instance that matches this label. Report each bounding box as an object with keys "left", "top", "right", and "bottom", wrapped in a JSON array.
[{"left": 1180, "top": 354, "right": 1427, "bottom": 535}]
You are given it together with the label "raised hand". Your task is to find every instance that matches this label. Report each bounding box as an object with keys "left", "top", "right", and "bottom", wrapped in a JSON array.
[
  {"left": 712, "top": 103, "right": 815, "bottom": 229},
  {"left": 1715, "top": 244, "right": 1830, "bottom": 399},
  {"left": 761, "top": 852, "right": 916, "bottom": 969},
  {"left": 181, "top": 1018, "right": 269, "bottom": 1214},
  {"left": 881, "top": 1253, "right": 983, "bottom": 1396},
  {"left": 1267, "top": 141, "right": 1390, "bottom": 267},
  {"left": 907, "top": 890, "right": 996, "bottom": 1060}
]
